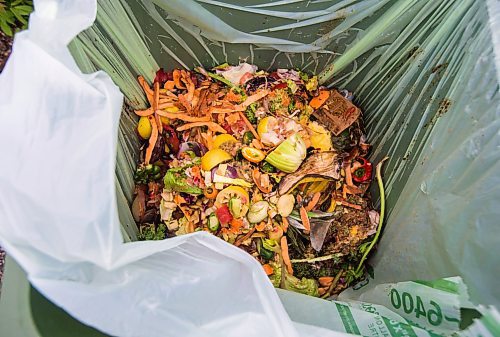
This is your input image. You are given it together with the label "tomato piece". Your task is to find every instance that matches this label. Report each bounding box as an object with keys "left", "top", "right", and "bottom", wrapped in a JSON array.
[
  {"left": 272, "top": 82, "right": 287, "bottom": 90},
  {"left": 163, "top": 125, "right": 180, "bottom": 154},
  {"left": 215, "top": 205, "right": 233, "bottom": 225}
]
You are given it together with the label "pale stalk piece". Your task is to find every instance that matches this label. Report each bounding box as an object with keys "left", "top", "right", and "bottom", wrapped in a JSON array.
[{"left": 354, "top": 156, "right": 389, "bottom": 274}]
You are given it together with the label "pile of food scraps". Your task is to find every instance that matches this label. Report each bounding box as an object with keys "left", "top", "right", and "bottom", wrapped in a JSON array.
[{"left": 131, "top": 63, "right": 387, "bottom": 298}]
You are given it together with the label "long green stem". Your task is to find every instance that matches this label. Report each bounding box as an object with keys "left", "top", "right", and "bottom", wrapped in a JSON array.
[
  {"left": 354, "top": 156, "right": 389, "bottom": 274},
  {"left": 205, "top": 71, "right": 245, "bottom": 94},
  {"left": 290, "top": 253, "right": 343, "bottom": 264}
]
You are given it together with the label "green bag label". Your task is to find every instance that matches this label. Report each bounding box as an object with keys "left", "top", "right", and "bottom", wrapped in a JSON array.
[
  {"left": 336, "top": 303, "right": 361, "bottom": 335},
  {"left": 280, "top": 278, "right": 500, "bottom": 337},
  {"left": 340, "top": 277, "right": 465, "bottom": 334}
]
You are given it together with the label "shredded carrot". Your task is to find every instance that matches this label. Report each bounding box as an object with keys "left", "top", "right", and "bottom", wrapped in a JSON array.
[
  {"left": 174, "top": 194, "right": 192, "bottom": 219},
  {"left": 155, "top": 113, "right": 163, "bottom": 133},
  {"left": 161, "top": 91, "right": 178, "bottom": 99},
  {"left": 282, "top": 216, "right": 289, "bottom": 233},
  {"left": 138, "top": 76, "right": 153, "bottom": 95},
  {"left": 164, "top": 80, "right": 175, "bottom": 91},
  {"left": 240, "top": 90, "right": 269, "bottom": 108},
  {"left": 280, "top": 236, "right": 293, "bottom": 275},
  {"left": 134, "top": 108, "right": 154, "bottom": 117},
  {"left": 300, "top": 206, "right": 310, "bottom": 231},
  {"left": 174, "top": 194, "right": 187, "bottom": 204},
  {"left": 225, "top": 112, "right": 241, "bottom": 125},
  {"left": 262, "top": 264, "right": 274, "bottom": 276},
  {"left": 342, "top": 185, "right": 348, "bottom": 199},
  {"left": 186, "top": 81, "right": 195, "bottom": 103},
  {"left": 234, "top": 227, "right": 256, "bottom": 246},
  {"left": 339, "top": 200, "right": 362, "bottom": 210},
  {"left": 230, "top": 218, "right": 243, "bottom": 234},
  {"left": 177, "top": 122, "right": 227, "bottom": 134},
  {"left": 225, "top": 89, "right": 242, "bottom": 103},
  {"left": 344, "top": 184, "right": 363, "bottom": 195},
  {"left": 209, "top": 107, "right": 244, "bottom": 114},
  {"left": 238, "top": 111, "right": 260, "bottom": 139},
  {"left": 158, "top": 96, "right": 174, "bottom": 102},
  {"left": 201, "top": 131, "right": 214, "bottom": 150},
  {"left": 345, "top": 164, "right": 354, "bottom": 187},
  {"left": 144, "top": 116, "right": 158, "bottom": 165},
  {"left": 318, "top": 276, "right": 334, "bottom": 287},
  {"left": 157, "top": 102, "right": 177, "bottom": 109},
  {"left": 255, "top": 221, "right": 266, "bottom": 232},
  {"left": 191, "top": 89, "right": 201, "bottom": 113},
  {"left": 186, "top": 221, "right": 195, "bottom": 233},
  {"left": 156, "top": 111, "right": 211, "bottom": 123},
  {"left": 173, "top": 70, "right": 184, "bottom": 89},
  {"left": 137, "top": 75, "right": 154, "bottom": 104},
  {"left": 178, "top": 94, "right": 192, "bottom": 113},
  {"left": 251, "top": 138, "right": 263, "bottom": 150},
  {"left": 309, "top": 90, "right": 330, "bottom": 109},
  {"left": 203, "top": 187, "right": 218, "bottom": 199},
  {"left": 305, "top": 192, "right": 321, "bottom": 211}
]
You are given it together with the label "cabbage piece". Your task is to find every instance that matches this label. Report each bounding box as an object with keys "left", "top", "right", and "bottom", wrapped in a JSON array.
[
  {"left": 268, "top": 262, "right": 282, "bottom": 287},
  {"left": 284, "top": 273, "right": 319, "bottom": 297},
  {"left": 213, "top": 173, "right": 253, "bottom": 188},
  {"left": 265, "top": 134, "right": 307, "bottom": 173},
  {"left": 216, "top": 62, "right": 257, "bottom": 85},
  {"left": 163, "top": 167, "right": 202, "bottom": 195}
]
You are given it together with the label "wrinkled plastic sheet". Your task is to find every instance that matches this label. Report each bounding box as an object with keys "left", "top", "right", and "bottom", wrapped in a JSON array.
[{"left": 0, "top": 0, "right": 499, "bottom": 336}]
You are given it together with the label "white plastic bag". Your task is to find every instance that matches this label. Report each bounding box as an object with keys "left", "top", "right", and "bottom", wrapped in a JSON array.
[{"left": 0, "top": 1, "right": 305, "bottom": 336}]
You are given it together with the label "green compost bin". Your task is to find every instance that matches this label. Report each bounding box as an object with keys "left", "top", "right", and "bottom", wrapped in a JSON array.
[{"left": 0, "top": 0, "right": 498, "bottom": 335}]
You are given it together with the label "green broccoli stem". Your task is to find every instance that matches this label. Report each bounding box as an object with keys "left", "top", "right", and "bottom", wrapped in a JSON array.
[
  {"left": 354, "top": 156, "right": 389, "bottom": 275},
  {"left": 204, "top": 71, "right": 245, "bottom": 94}
]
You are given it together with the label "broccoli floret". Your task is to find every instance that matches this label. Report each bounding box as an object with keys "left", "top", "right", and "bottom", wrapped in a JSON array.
[
  {"left": 268, "top": 262, "right": 282, "bottom": 287},
  {"left": 261, "top": 162, "right": 276, "bottom": 173},
  {"left": 284, "top": 273, "right": 319, "bottom": 297},
  {"left": 245, "top": 103, "right": 257, "bottom": 124},
  {"left": 138, "top": 223, "right": 166, "bottom": 241},
  {"left": 268, "top": 262, "right": 320, "bottom": 297},
  {"left": 134, "top": 164, "right": 162, "bottom": 184},
  {"left": 292, "top": 260, "right": 338, "bottom": 279}
]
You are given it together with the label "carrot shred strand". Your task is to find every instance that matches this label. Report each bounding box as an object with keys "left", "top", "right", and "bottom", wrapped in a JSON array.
[
  {"left": 300, "top": 206, "right": 310, "bottom": 231},
  {"left": 280, "top": 236, "right": 293, "bottom": 275},
  {"left": 144, "top": 116, "right": 158, "bottom": 165}
]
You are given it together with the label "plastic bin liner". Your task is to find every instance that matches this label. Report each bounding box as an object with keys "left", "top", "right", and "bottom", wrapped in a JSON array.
[{"left": 0, "top": 0, "right": 499, "bottom": 336}]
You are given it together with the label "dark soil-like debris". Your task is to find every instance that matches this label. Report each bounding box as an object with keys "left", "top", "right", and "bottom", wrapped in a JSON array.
[{"left": 0, "top": 30, "right": 14, "bottom": 72}]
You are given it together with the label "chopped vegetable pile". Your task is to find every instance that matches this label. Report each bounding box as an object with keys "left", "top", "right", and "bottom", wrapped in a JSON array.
[{"left": 131, "top": 63, "right": 387, "bottom": 298}]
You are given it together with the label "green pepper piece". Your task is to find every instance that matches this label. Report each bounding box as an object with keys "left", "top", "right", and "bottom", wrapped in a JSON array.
[
  {"left": 242, "top": 131, "right": 254, "bottom": 145},
  {"left": 208, "top": 214, "right": 220, "bottom": 232},
  {"left": 260, "top": 247, "right": 275, "bottom": 260},
  {"left": 261, "top": 162, "right": 276, "bottom": 173}
]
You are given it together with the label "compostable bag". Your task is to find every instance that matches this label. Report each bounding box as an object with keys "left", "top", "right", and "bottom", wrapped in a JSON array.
[{"left": 0, "top": 0, "right": 499, "bottom": 337}]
